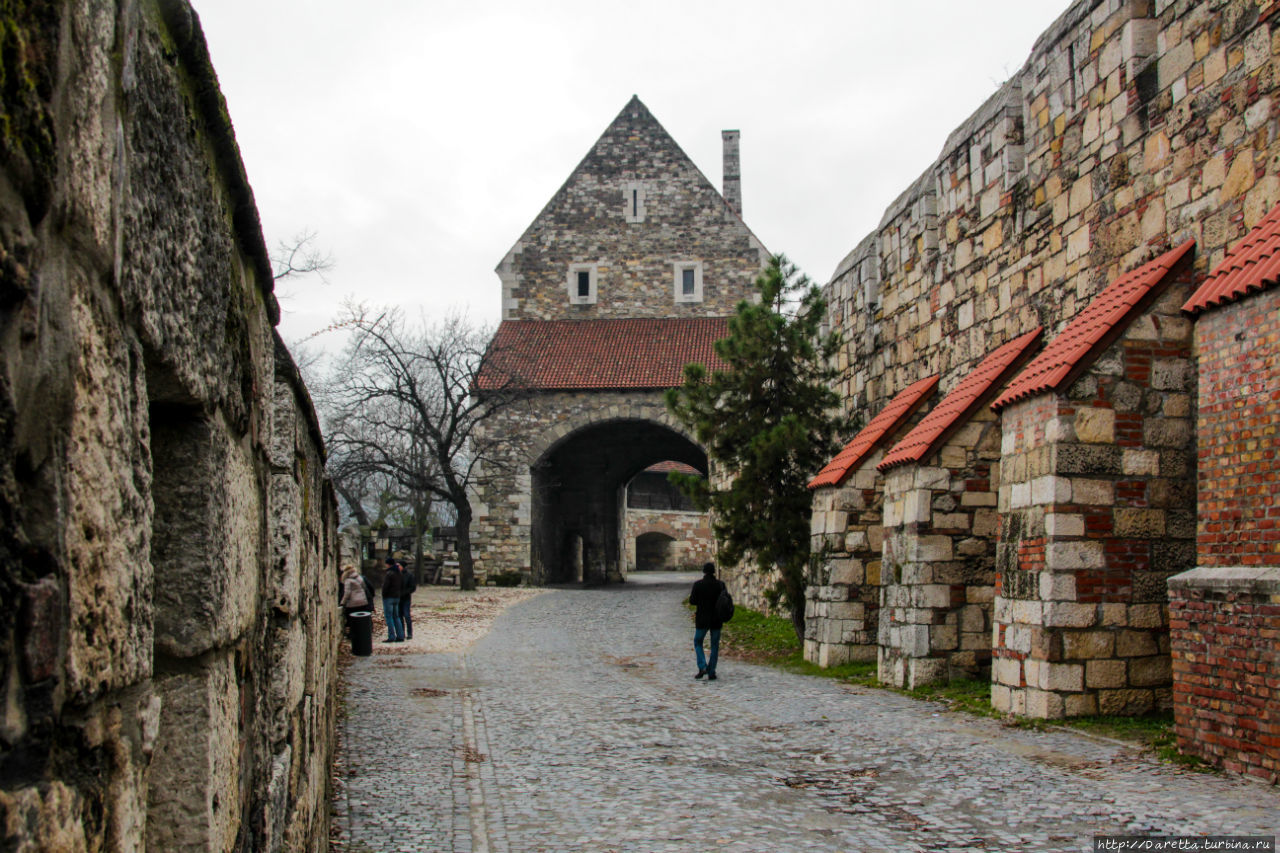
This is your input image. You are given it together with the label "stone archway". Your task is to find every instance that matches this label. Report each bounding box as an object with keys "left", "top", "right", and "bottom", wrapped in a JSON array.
[
  {"left": 529, "top": 418, "right": 706, "bottom": 584},
  {"left": 635, "top": 531, "right": 676, "bottom": 571}
]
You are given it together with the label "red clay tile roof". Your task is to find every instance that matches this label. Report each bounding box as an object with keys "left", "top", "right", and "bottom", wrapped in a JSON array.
[
  {"left": 992, "top": 240, "right": 1195, "bottom": 411},
  {"left": 478, "top": 318, "right": 728, "bottom": 391},
  {"left": 878, "top": 328, "right": 1043, "bottom": 471},
  {"left": 808, "top": 375, "right": 940, "bottom": 489},
  {"left": 1184, "top": 204, "right": 1280, "bottom": 314},
  {"left": 645, "top": 461, "right": 702, "bottom": 475}
]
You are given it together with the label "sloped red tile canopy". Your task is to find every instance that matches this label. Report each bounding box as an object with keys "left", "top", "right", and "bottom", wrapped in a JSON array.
[
  {"left": 878, "top": 328, "right": 1043, "bottom": 472},
  {"left": 477, "top": 317, "right": 729, "bottom": 391},
  {"left": 991, "top": 239, "right": 1195, "bottom": 411},
  {"left": 808, "top": 375, "right": 940, "bottom": 489},
  {"left": 1183, "top": 202, "right": 1280, "bottom": 315}
]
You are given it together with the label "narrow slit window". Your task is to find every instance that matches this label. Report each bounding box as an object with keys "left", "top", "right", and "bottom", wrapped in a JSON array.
[
  {"left": 682, "top": 268, "right": 695, "bottom": 296},
  {"left": 632, "top": 189, "right": 638, "bottom": 218},
  {"left": 577, "top": 271, "right": 591, "bottom": 298}
]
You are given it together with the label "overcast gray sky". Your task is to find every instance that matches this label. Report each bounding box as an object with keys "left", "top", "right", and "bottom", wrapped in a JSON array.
[{"left": 195, "top": 1, "right": 1070, "bottom": 348}]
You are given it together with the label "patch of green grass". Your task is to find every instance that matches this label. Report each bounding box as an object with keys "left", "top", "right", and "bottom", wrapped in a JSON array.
[{"left": 716, "top": 605, "right": 879, "bottom": 684}]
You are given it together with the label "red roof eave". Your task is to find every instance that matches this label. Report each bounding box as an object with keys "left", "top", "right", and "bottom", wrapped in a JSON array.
[
  {"left": 808, "top": 375, "right": 940, "bottom": 489},
  {"left": 879, "top": 328, "right": 1043, "bottom": 472},
  {"left": 1184, "top": 203, "right": 1280, "bottom": 315},
  {"left": 992, "top": 239, "right": 1195, "bottom": 411}
]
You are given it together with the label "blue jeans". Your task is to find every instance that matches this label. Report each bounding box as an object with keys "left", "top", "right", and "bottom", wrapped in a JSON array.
[
  {"left": 383, "top": 596, "right": 403, "bottom": 641},
  {"left": 694, "top": 628, "right": 720, "bottom": 674}
]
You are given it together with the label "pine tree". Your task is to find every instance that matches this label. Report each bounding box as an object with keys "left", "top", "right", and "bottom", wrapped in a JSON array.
[{"left": 666, "top": 254, "right": 847, "bottom": 639}]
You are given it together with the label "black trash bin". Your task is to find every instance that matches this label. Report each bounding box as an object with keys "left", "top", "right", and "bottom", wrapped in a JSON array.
[{"left": 348, "top": 611, "right": 373, "bottom": 657}]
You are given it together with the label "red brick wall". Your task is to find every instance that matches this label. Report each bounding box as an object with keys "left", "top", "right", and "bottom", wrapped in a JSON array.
[
  {"left": 1169, "top": 574, "right": 1280, "bottom": 782},
  {"left": 1195, "top": 286, "right": 1280, "bottom": 566}
]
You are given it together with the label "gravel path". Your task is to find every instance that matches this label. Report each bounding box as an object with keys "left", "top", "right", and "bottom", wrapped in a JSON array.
[{"left": 331, "top": 572, "right": 1278, "bottom": 853}]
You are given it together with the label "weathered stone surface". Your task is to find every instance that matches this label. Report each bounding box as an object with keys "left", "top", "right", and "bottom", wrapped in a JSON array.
[{"left": 0, "top": 4, "right": 339, "bottom": 849}]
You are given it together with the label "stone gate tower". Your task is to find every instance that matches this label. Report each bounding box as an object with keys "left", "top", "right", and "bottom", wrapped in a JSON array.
[{"left": 475, "top": 96, "right": 767, "bottom": 583}]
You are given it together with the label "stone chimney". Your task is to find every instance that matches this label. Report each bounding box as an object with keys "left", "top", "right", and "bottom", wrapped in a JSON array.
[{"left": 722, "top": 129, "right": 741, "bottom": 217}]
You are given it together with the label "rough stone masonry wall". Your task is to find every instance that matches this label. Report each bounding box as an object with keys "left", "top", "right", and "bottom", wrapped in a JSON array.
[
  {"left": 0, "top": 3, "right": 339, "bottom": 851},
  {"left": 822, "top": 0, "right": 1280, "bottom": 421},
  {"left": 497, "top": 99, "right": 766, "bottom": 322},
  {"left": 878, "top": 414, "right": 1002, "bottom": 688},
  {"left": 992, "top": 280, "right": 1196, "bottom": 719},
  {"left": 473, "top": 393, "right": 693, "bottom": 577},
  {"left": 806, "top": 461, "right": 889, "bottom": 667},
  {"left": 623, "top": 508, "right": 713, "bottom": 572},
  {"left": 1169, "top": 567, "right": 1280, "bottom": 782}
]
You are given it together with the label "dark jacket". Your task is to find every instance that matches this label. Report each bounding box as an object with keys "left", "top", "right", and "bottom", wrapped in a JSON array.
[
  {"left": 382, "top": 567, "right": 403, "bottom": 599},
  {"left": 690, "top": 575, "right": 726, "bottom": 630}
]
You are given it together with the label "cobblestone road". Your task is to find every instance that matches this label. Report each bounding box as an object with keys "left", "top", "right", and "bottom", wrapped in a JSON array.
[{"left": 334, "top": 572, "right": 1278, "bottom": 853}]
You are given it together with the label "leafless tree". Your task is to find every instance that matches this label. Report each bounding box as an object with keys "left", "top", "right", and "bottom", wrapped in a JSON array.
[
  {"left": 323, "top": 304, "right": 528, "bottom": 590},
  {"left": 271, "top": 228, "right": 334, "bottom": 284}
]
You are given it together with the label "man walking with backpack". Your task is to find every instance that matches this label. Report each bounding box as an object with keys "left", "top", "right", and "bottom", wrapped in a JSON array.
[{"left": 690, "top": 562, "right": 731, "bottom": 680}]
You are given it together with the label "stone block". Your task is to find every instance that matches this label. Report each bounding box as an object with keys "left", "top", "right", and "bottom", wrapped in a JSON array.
[
  {"left": 1121, "top": 449, "right": 1160, "bottom": 476},
  {"left": 1062, "top": 630, "right": 1115, "bottom": 659},
  {"left": 1045, "top": 513, "right": 1084, "bottom": 538},
  {"left": 931, "top": 623, "right": 959, "bottom": 651},
  {"left": 152, "top": 420, "right": 262, "bottom": 659},
  {"left": 1063, "top": 693, "right": 1099, "bottom": 717},
  {"left": 1074, "top": 407, "right": 1115, "bottom": 443},
  {"left": 1044, "top": 602, "right": 1099, "bottom": 628},
  {"left": 829, "top": 559, "right": 864, "bottom": 586},
  {"left": 972, "top": 508, "right": 999, "bottom": 538},
  {"left": 1085, "top": 659, "right": 1127, "bottom": 689},
  {"left": 959, "top": 604, "right": 987, "bottom": 635},
  {"left": 1116, "top": 629, "right": 1158, "bottom": 657},
  {"left": 933, "top": 512, "right": 971, "bottom": 530},
  {"left": 1070, "top": 479, "right": 1115, "bottom": 506},
  {"left": 991, "top": 684, "right": 1013, "bottom": 712},
  {"left": 1046, "top": 540, "right": 1106, "bottom": 570},
  {"left": 827, "top": 601, "right": 865, "bottom": 621},
  {"left": 914, "top": 467, "right": 950, "bottom": 490},
  {"left": 908, "top": 536, "right": 954, "bottom": 563},
  {"left": 1010, "top": 600, "right": 1045, "bottom": 626},
  {"left": 1097, "top": 688, "right": 1155, "bottom": 715},
  {"left": 907, "top": 657, "right": 948, "bottom": 689},
  {"left": 1115, "top": 508, "right": 1165, "bottom": 538},
  {"left": 1144, "top": 418, "right": 1192, "bottom": 448},
  {"left": 1040, "top": 662, "right": 1084, "bottom": 692},
  {"left": 1100, "top": 603, "right": 1128, "bottom": 627},
  {"left": 1129, "top": 655, "right": 1171, "bottom": 687},
  {"left": 1055, "top": 444, "right": 1122, "bottom": 475},
  {"left": 1127, "top": 603, "right": 1165, "bottom": 629},
  {"left": 1025, "top": 688, "right": 1066, "bottom": 719},
  {"left": 148, "top": 653, "right": 241, "bottom": 852}
]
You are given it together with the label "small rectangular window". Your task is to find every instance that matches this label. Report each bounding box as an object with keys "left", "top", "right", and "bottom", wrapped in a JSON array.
[
  {"left": 624, "top": 182, "right": 645, "bottom": 223},
  {"left": 568, "top": 263, "right": 598, "bottom": 304},
  {"left": 673, "top": 261, "right": 703, "bottom": 303}
]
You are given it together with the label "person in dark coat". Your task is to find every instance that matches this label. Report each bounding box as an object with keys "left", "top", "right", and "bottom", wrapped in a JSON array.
[
  {"left": 382, "top": 557, "right": 404, "bottom": 642},
  {"left": 398, "top": 560, "right": 417, "bottom": 640},
  {"left": 689, "top": 562, "right": 726, "bottom": 680}
]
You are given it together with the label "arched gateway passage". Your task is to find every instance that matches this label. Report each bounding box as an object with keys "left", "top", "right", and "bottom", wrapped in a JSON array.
[{"left": 531, "top": 419, "right": 706, "bottom": 584}]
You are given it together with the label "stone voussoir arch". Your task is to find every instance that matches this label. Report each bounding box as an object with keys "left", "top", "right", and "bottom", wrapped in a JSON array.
[{"left": 524, "top": 402, "right": 701, "bottom": 467}]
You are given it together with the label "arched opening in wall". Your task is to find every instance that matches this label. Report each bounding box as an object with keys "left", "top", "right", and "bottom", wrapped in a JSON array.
[
  {"left": 635, "top": 532, "right": 676, "bottom": 571},
  {"left": 530, "top": 419, "right": 706, "bottom": 585}
]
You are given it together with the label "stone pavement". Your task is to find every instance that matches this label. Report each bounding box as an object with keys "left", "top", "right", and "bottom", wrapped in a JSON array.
[{"left": 333, "top": 572, "right": 1278, "bottom": 853}]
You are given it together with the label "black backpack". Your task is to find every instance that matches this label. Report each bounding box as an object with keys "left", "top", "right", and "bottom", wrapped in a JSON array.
[
  {"left": 402, "top": 566, "right": 418, "bottom": 594},
  {"left": 715, "top": 582, "right": 734, "bottom": 623}
]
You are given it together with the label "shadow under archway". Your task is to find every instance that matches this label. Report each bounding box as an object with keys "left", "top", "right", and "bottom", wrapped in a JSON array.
[{"left": 530, "top": 419, "right": 706, "bottom": 585}]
